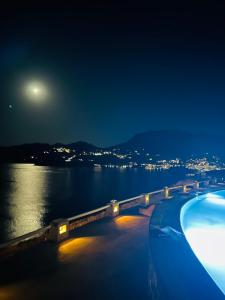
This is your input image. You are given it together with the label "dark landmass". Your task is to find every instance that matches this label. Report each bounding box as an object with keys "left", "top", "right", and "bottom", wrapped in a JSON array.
[
  {"left": 0, "top": 130, "right": 224, "bottom": 167},
  {"left": 115, "top": 130, "right": 225, "bottom": 158}
]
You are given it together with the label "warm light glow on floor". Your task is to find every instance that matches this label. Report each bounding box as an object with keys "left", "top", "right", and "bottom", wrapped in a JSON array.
[
  {"left": 114, "top": 215, "right": 145, "bottom": 229},
  {"left": 0, "top": 287, "right": 16, "bottom": 299},
  {"left": 58, "top": 237, "right": 98, "bottom": 262}
]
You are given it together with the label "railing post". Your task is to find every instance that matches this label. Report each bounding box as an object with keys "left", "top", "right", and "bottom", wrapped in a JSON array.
[
  {"left": 164, "top": 186, "right": 170, "bottom": 199},
  {"left": 194, "top": 181, "right": 200, "bottom": 189},
  {"left": 182, "top": 184, "right": 188, "bottom": 193},
  {"left": 109, "top": 200, "right": 120, "bottom": 217},
  {"left": 48, "top": 218, "right": 69, "bottom": 242}
]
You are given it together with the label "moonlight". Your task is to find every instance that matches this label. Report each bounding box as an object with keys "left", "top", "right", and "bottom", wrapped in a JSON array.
[{"left": 24, "top": 81, "right": 49, "bottom": 102}]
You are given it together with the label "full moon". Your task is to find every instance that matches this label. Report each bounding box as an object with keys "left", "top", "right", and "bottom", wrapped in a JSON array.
[{"left": 24, "top": 81, "right": 49, "bottom": 102}]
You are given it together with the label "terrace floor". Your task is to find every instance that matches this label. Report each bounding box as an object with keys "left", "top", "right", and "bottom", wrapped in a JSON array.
[
  {"left": 0, "top": 206, "right": 154, "bottom": 300},
  {"left": 1, "top": 184, "right": 224, "bottom": 300}
]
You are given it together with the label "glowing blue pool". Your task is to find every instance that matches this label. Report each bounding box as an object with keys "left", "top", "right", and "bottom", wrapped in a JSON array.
[{"left": 181, "top": 190, "right": 225, "bottom": 295}]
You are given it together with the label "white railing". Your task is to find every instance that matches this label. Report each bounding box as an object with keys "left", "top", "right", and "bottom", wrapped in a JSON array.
[
  {"left": 0, "top": 226, "right": 50, "bottom": 250},
  {"left": 118, "top": 195, "right": 142, "bottom": 205},
  {"left": 68, "top": 205, "right": 110, "bottom": 222}
]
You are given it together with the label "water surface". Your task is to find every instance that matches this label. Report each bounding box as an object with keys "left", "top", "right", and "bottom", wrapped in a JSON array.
[{"left": 0, "top": 164, "right": 189, "bottom": 242}]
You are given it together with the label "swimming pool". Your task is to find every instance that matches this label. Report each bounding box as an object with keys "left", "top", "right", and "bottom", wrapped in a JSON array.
[{"left": 181, "top": 190, "right": 225, "bottom": 296}]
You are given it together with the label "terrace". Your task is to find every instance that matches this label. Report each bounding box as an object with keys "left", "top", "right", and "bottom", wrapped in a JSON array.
[{"left": 0, "top": 179, "right": 224, "bottom": 300}]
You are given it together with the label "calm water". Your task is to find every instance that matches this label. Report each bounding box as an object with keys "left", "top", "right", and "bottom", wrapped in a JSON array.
[
  {"left": 0, "top": 163, "right": 189, "bottom": 243},
  {"left": 181, "top": 190, "right": 225, "bottom": 296}
]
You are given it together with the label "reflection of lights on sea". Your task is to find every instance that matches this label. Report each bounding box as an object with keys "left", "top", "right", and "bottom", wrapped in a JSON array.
[{"left": 8, "top": 164, "right": 47, "bottom": 239}]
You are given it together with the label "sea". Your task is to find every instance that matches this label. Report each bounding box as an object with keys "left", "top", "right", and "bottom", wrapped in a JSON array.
[{"left": 0, "top": 163, "right": 218, "bottom": 243}]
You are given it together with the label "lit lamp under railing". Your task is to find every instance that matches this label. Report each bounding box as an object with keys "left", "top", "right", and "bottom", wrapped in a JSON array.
[
  {"left": 144, "top": 193, "right": 150, "bottom": 207},
  {"left": 59, "top": 224, "right": 67, "bottom": 235},
  {"left": 109, "top": 200, "right": 120, "bottom": 217},
  {"left": 49, "top": 219, "right": 69, "bottom": 242}
]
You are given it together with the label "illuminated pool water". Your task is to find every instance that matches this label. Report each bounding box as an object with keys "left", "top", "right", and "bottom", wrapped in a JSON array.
[{"left": 181, "top": 190, "right": 225, "bottom": 295}]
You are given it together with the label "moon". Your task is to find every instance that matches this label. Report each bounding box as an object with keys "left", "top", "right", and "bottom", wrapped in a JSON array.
[{"left": 24, "top": 81, "right": 49, "bottom": 102}]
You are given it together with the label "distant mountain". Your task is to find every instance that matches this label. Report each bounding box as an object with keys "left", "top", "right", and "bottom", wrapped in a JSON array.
[
  {"left": 68, "top": 141, "right": 100, "bottom": 152},
  {"left": 111, "top": 130, "right": 225, "bottom": 159},
  {"left": 0, "top": 130, "right": 224, "bottom": 164},
  {"left": 0, "top": 143, "right": 51, "bottom": 163},
  {"left": 0, "top": 141, "right": 100, "bottom": 164}
]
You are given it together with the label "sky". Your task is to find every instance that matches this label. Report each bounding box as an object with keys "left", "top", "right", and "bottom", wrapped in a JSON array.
[{"left": 0, "top": 1, "right": 224, "bottom": 147}]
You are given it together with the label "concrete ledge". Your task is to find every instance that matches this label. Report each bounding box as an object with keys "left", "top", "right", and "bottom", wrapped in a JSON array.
[{"left": 0, "top": 227, "right": 50, "bottom": 260}]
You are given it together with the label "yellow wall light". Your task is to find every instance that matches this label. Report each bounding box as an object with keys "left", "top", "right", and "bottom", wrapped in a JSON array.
[
  {"left": 113, "top": 205, "right": 119, "bottom": 213},
  {"left": 59, "top": 224, "right": 67, "bottom": 235},
  {"left": 145, "top": 194, "right": 150, "bottom": 206}
]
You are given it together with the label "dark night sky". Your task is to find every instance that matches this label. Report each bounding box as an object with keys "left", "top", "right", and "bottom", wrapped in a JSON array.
[{"left": 0, "top": 1, "right": 224, "bottom": 146}]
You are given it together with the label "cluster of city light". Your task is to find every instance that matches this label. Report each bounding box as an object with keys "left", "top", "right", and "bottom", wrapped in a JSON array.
[
  {"left": 28, "top": 149, "right": 224, "bottom": 171},
  {"left": 144, "top": 158, "right": 181, "bottom": 170},
  {"left": 65, "top": 155, "right": 76, "bottom": 162},
  {"left": 32, "top": 146, "right": 225, "bottom": 171},
  {"left": 185, "top": 158, "right": 225, "bottom": 172},
  {"left": 101, "top": 164, "right": 134, "bottom": 169},
  {"left": 54, "top": 147, "right": 71, "bottom": 154}
]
